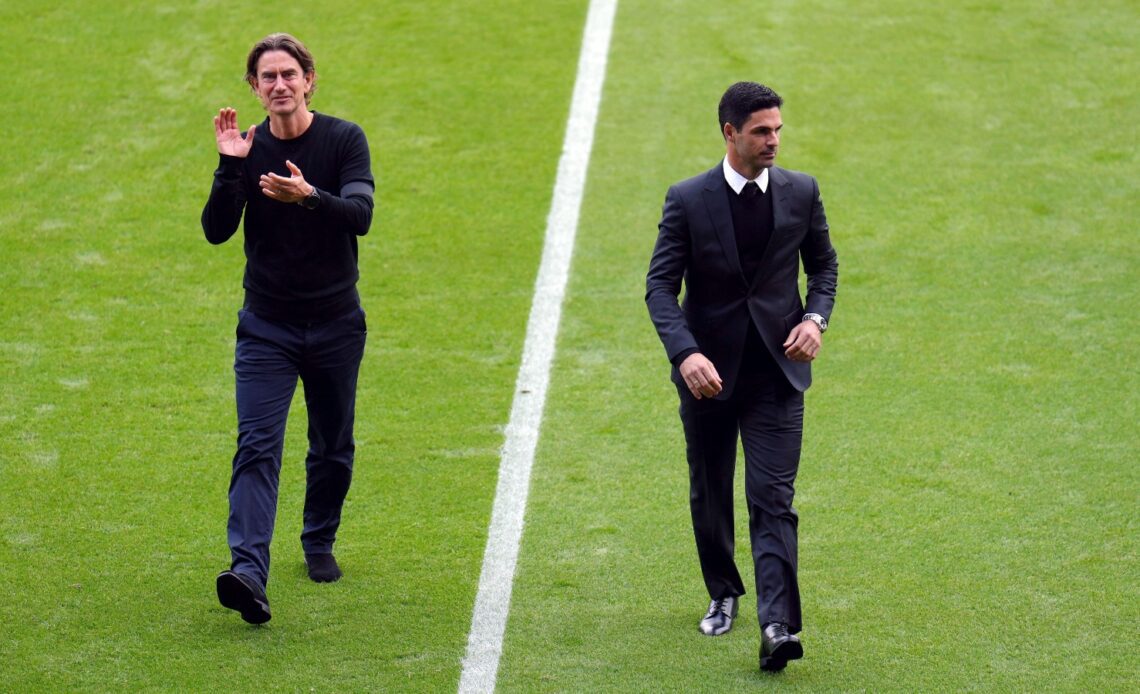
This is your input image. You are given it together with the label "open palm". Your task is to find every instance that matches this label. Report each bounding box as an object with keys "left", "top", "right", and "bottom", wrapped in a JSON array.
[{"left": 214, "top": 107, "right": 255, "bottom": 158}]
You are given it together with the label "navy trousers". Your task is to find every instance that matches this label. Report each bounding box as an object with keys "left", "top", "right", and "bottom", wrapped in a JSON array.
[
  {"left": 227, "top": 306, "right": 366, "bottom": 588},
  {"left": 677, "top": 362, "right": 805, "bottom": 633}
]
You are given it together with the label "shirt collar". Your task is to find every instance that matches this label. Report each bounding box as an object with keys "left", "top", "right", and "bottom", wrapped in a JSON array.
[{"left": 722, "top": 157, "right": 769, "bottom": 194}]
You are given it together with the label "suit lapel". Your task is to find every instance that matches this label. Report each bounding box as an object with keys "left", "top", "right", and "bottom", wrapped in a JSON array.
[
  {"left": 700, "top": 167, "right": 747, "bottom": 284},
  {"left": 769, "top": 166, "right": 791, "bottom": 231}
]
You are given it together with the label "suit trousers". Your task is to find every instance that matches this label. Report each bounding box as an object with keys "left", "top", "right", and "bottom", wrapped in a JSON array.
[
  {"left": 227, "top": 306, "right": 366, "bottom": 588},
  {"left": 676, "top": 363, "right": 804, "bottom": 633}
]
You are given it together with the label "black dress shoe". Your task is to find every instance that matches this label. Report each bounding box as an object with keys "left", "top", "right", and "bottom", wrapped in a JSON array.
[
  {"left": 698, "top": 596, "right": 739, "bottom": 636},
  {"left": 760, "top": 622, "right": 802, "bottom": 671},
  {"left": 216, "top": 570, "right": 271, "bottom": 624},
  {"left": 305, "top": 553, "right": 343, "bottom": 583}
]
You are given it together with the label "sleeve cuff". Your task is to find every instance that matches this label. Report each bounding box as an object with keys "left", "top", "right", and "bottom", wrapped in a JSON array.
[
  {"left": 216, "top": 154, "right": 244, "bottom": 177},
  {"left": 671, "top": 347, "right": 699, "bottom": 367}
]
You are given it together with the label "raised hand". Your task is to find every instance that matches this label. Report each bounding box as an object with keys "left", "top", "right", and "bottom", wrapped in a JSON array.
[{"left": 214, "top": 107, "right": 256, "bottom": 158}]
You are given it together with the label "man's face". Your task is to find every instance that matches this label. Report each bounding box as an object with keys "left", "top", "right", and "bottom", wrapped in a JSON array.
[
  {"left": 253, "top": 50, "right": 312, "bottom": 117},
  {"left": 725, "top": 107, "right": 782, "bottom": 177}
]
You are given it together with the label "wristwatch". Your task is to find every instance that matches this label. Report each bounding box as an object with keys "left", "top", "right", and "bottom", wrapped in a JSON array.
[
  {"left": 299, "top": 186, "right": 321, "bottom": 210},
  {"left": 802, "top": 313, "right": 828, "bottom": 333}
]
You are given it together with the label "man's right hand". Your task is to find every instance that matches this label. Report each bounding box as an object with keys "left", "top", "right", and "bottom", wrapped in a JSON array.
[
  {"left": 215, "top": 107, "right": 255, "bottom": 158},
  {"left": 679, "top": 352, "right": 723, "bottom": 400}
]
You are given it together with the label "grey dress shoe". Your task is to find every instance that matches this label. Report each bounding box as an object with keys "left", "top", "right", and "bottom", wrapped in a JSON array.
[{"left": 698, "top": 596, "right": 738, "bottom": 636}]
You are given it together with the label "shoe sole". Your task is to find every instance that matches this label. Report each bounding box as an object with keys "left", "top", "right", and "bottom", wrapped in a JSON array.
[
  {"left": 216, "top": 572, "right": 271, "bottom": 625},
  {"left": 760, "top": 640, "right": 803, "bottom": 671}
]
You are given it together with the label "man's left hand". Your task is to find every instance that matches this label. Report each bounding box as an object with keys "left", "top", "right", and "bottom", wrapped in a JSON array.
[
  {"left": 259, "top": 159, "right": 313, "bottom": 203},
  {"left": 783, "top": 320, "right": 822, "bottom": 362}
]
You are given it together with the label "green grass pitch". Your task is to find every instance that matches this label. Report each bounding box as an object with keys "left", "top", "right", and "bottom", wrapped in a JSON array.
[{"left": 1, "top": 0, "right": 1136, "bottom": 691}]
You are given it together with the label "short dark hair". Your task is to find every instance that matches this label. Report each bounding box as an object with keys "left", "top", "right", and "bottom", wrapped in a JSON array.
[
  {"left": 718, "top": 82, "right": 783, "bottom": 138},
  {"left": 245, "top": 33, "right": 317, "bottom": 104}
]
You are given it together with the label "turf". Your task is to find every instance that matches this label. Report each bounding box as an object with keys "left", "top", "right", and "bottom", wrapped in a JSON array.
[
  {"left": 1, "top": 0, "right": 584, "bottom": 690},
  {"left": 496, "top": 0, "right": 1137, "bottom": 691},
  {"left": 1, "top": 0, "right": 1136, "bottom": 691}
]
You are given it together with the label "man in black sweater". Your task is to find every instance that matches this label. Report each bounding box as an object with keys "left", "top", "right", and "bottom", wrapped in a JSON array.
[{"left": 201, "top": 33, "right": 374, "bottom": 624}]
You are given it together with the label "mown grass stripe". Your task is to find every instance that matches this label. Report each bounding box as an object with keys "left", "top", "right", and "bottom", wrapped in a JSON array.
[{"left": 457, "top": 1, "right": 618, "bottom": 691}]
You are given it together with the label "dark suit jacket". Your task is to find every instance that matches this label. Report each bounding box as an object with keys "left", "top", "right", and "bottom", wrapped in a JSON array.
[{"left": 646, "top": 164, "right": 838, "bottom": 397}]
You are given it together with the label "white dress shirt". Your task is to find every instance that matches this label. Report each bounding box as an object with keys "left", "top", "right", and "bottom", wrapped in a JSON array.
[{"left": 722, "top": 157, "right": 769, "bottom": 195}]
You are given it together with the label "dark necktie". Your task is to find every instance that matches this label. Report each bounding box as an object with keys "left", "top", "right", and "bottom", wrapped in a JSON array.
[{"left": 741, "top": 181, "right": 761, "bottom": 199}]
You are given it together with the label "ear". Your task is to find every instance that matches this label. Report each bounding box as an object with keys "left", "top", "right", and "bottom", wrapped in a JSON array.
[
  {"left": 304, "top": 70, "right": 316, "bottom": 101},
  {"left": 722, "top": 121, "right": 735, "bottom": 143}
]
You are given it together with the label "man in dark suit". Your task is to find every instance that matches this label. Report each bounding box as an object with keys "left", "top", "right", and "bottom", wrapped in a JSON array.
[{"left": 645, "top": 82, "right": 838, "bottom": 672}]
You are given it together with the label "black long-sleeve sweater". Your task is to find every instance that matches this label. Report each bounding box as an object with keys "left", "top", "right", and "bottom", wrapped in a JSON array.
[{"left": 202, "top": 112, "right": 375, "bottom": 323}]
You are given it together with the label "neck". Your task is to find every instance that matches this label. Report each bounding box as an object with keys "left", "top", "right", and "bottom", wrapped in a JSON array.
[
  {"left": 269, "top": 108, "right": 314, "bottom": 140},
  {"left": 725, "top": 152, "right": 760, "bottom": 180}
]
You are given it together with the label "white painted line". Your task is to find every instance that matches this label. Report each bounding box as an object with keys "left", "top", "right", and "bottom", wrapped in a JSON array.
[{"left": 457, "top": 1, "right": 617, "bottom": 692}]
